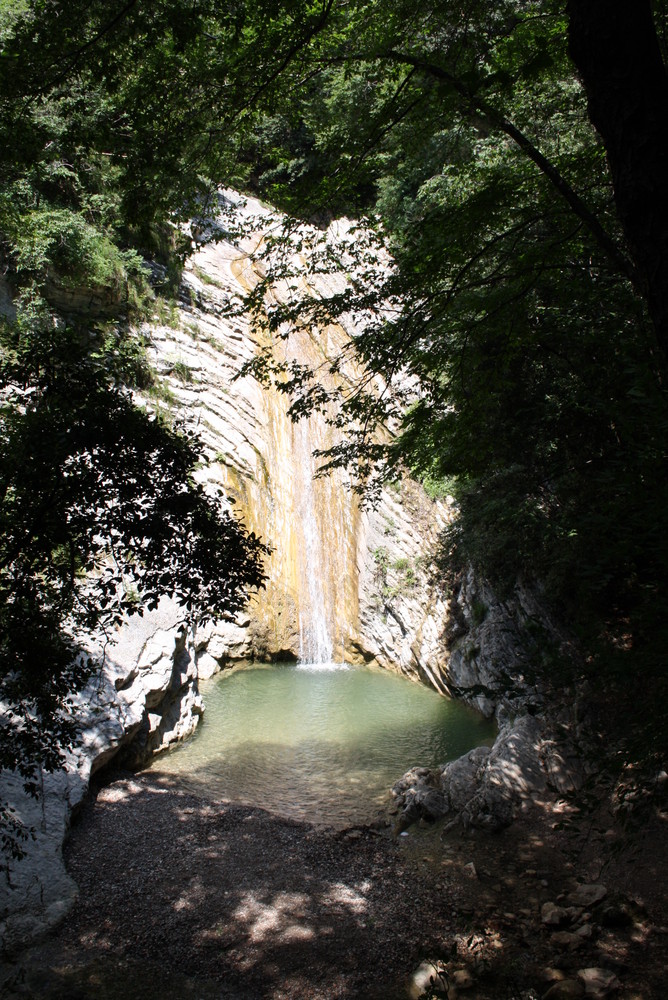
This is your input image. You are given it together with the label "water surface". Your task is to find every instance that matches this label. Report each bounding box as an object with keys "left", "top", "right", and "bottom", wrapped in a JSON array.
[{"left": 151, "top": 661, "right": 495, "bottom": 827}]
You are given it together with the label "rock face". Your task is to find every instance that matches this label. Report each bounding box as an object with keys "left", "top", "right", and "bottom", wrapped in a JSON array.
[
  {"left": 390, "top": 572, "right": 580, "bottom": 833},
  {"left": 1, "top": 194, "right": 454, "bottom": 952},
  {"left": 138, "top": 193, "right": 574, "bottom": 719},
  {"left": 138, "top": 191, "right": 450, "bottom": 674},
  {"left": 391, "top": 715, "right": 552, "bottom": 833},
  {"left": 0, "top": 600, "right": 202, "bottom": 954}
]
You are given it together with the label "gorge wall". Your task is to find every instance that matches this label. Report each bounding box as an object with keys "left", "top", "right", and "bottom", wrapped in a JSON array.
[
  {"left": 142, "top": 192, "right": 453, "bottom": 679},
  {"left": 0, "top": 193, "right": 575, "bottom": 953},
  {"left": 1, "top": 194, "right": 456, "bottom": 951}
]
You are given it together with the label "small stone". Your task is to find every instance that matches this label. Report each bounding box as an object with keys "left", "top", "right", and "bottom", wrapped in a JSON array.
[
  {"left": 595, "top": 953, "right": 628, "bottom": 975},
  {"left": 463, "top": 862, "right": 477, "bottom": 878},
  {"left": 543, "top": 981, "right": 585, "bottom": 1000},
  {"left": 571, "top": 884, "right": 608, "bottom": 908},
  {"left": 541, "top": 968, "right": 566, "bottom": 984},
  {"left": 542, "top": 902, "right": 569, "bottom": 926},
  {"left": 574, "top": 924, "right": 594, "bottom": 940},
  {"left": 453, "top": 969, "right": 474, "bottom": 989},
  {"left": 551, "top": 931, "right": 585, "bottom": 951},
  {"left": 408, "top": 960, "right": 449, "bottom": 1000},
  {"left": 577, "top": 967, "right": 620, "bottom": 998}
]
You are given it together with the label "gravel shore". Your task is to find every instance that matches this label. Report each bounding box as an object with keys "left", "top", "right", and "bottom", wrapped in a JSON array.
[{"left": 3, "top": 769, "right": 667, "bottom": 999}]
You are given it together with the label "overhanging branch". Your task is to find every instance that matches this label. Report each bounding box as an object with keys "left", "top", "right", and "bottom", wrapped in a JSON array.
[{"left": 383, "top": 49, "right": 638, "bottom": 289}]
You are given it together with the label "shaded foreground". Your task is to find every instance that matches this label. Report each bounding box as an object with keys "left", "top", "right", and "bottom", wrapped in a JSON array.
[{"left": 3, "top": 772, "right": 667, "bottom": 999}]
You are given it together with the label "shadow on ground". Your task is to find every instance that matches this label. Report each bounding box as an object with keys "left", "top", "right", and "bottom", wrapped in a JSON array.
[{"left": 3, "top": 772, "right": 667, "bottom": 999}]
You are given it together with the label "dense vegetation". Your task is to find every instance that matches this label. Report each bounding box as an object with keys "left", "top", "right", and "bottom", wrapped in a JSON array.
[
  {"left": 228, "top": 1, "right": 668, "bottom": 759},
  {"left": 1, "top": 0, "right": 667, "bottom": 847},
  {"left": 0, "top": 0, "right": 273, "bottom": 853}
]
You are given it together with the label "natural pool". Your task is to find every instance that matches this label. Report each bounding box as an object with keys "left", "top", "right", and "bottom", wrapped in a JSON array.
[{"left": 150, "top": 661, "right": 496, "bottom": 827}]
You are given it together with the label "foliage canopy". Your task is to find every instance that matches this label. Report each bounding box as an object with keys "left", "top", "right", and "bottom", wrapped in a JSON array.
[
  {"left": 0, "top": 0, "right": 274, "bottom": 855},
  {"left": 1, "top": 0, "right": 668, "bottom": 837},
  {"left": 224, "top": 0, "right": 668, "bottom": 714}
]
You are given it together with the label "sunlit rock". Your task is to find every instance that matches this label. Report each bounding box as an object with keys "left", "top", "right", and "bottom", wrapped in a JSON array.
[
  {"left": 0, "top": 193, "right": 579, "bottom": 952},
  {"left": 392, "top": 715, "right": 548, "bottom": 832},
  {"left": 0, "top": 599, "right": 202, "bottom": 952}
]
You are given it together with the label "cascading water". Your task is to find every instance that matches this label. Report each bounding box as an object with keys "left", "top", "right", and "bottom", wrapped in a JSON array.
[
  {"left": 217, "top": 202, "right": 361, "bottom": 665},
  {"left": 296, "top": 420, "right": 336, "bottom": 665}
]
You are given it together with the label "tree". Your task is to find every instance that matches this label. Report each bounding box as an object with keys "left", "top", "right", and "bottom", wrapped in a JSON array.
[
  {"left": 223, "top": 0, "right": 668, "bottom": 727},
  {"left": 568, "top": 0, "right": 668, "bottom": 376},
  {"left": 0, "top": 0, "right": 278, "bottom": 856},
  {"left": 4, "top": 0, "right": 668, "bottom": 831}
]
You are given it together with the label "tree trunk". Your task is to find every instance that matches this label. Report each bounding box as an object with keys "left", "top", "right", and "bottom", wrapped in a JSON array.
[{"left": 567, "top": 0, "right": 668, "bottom": 374}]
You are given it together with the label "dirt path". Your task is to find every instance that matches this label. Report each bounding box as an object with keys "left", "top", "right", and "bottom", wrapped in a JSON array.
[{"left": 3, "top": 771, "right": 667, "bottom": 999}]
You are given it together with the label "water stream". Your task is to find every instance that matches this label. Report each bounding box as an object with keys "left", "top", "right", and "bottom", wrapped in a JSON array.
[
  {"left": 295, "top": 421, "right": 334, "bottom": 663},
  {"left": 151, "top": 661, "right": 496, "bottom": 827}
]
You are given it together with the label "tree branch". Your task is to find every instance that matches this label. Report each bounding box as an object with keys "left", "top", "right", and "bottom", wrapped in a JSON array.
[{"left": 382, "top": 49, "right": 639, "bottom": 289}]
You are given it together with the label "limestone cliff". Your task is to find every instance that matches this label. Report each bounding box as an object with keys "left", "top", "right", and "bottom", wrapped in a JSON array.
[
  {"left": 139, "top": 192, "right": 451, "bottom": 677},
  {"left": 0, "top": 194, "right": 454, "bottom": 951}
]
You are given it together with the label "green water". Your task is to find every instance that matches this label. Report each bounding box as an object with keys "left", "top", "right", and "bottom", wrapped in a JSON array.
[{"left": 151, "top": 661, "right": 496, "bottom": 827}]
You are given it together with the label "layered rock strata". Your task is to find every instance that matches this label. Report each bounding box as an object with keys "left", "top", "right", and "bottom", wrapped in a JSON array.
[
  {"left": 1, "top": 197, "right": 452, "bottom": 951},
  {"left": 138, "top": 192, "right": 451, "bottom": 674}
]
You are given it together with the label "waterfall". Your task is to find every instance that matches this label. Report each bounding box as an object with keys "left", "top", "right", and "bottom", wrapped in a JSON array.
[
  {"left": 295, "top": 421, "right": 334, "bottom": 665},
  {"left": 187, "top": 194, "right": 362, "bottom": 665}
]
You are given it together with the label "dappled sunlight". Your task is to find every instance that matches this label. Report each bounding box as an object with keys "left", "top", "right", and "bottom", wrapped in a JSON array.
[
  {"left": 493, "top": 759, "right": 527, "bottom": 792},
  {"left": 9, "top": 766, "right": 665, "bottom": 1000},
  {"left": 54, "top": 774, "right": 435, "bottom": 997},
  {"left": 231, "top": 891, "right": 317, "bottom": 945},
  {"left": 94, "top": 779, "right": 151, "bottom": 803},
  {"left": 321, "top": 880, "right": 370, "bottom": 916}
]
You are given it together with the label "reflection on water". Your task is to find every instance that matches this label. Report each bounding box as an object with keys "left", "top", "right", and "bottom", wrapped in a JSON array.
[{"left": 150, "top": 662, "right": 496, "bottom": 827}]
